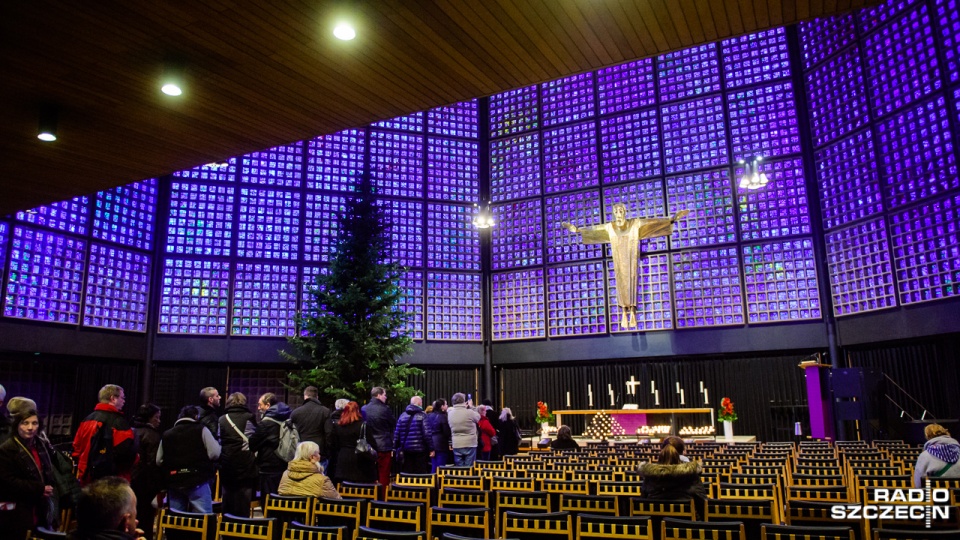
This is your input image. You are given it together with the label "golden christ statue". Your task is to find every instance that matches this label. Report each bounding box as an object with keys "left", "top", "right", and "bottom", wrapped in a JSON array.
[{"left": 562, "top": 204, "right": 689, "bottom": 328}]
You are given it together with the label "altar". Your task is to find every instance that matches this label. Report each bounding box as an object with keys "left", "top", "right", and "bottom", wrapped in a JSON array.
[{"left": 554, "top": 408, "right": 715, "bottom": 437}]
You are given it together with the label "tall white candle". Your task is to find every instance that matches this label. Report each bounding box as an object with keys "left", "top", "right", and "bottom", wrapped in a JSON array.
[
  {"left": 588, "top": 385, "right": 593, "bottom": 407},
  {"left": 703, "top": 389, "right": 709, "bottom": 404},
  {"left": 699, "top": 380, "right": 704, "bottom": 392},
  {"left": 655, "top": 390, "right": 660, "bottom": 406},
  {"left": 566, "top": 392, "right": 571, "bottom": 407},
  {"left": 609, "top": 388, "right": 615, "bottom": 407},
  {"left": 680, "top": 389, "right": 685, "bottom": 405},
  {"left": 676, "top": 382, "right": 680, "bottom": 393},
  {"left": 651, "top": 380, "right": 655, "bottom": 393}
]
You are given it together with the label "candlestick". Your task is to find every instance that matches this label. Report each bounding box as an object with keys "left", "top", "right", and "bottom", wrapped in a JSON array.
[
  {"left": 699, "top": 380, "right": 704, "bottom": 392},
  {"left": 588, "top": 385, "right": 593, "bottom": 407},
  {"left": 566, "top": 392, "right": 571, "bottom": 407},
  {"left": 609, "top": 389, "right": 615, "bottom": 407},
  {"left": 655, "top": 390, "right": 659, "bottom": 406},
  {"left": 703, "top": 389, "right": 709, "bottom": 404},
  {"left": 651, "top": 380, "right": 655, "bottom": 393},
  {"left": 675, "top": 382, "right": 680, "bottom": 393},
  {"left": 680, "top": 389, "right": 685, "bottom": 405}
]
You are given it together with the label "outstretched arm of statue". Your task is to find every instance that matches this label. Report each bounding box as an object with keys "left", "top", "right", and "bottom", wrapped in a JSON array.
[
  {"left": 671, "top": 209, "right": 691, "bottom": 223},
  {"left": 561, "top": 222, "right": 578, "bottom": 233}
]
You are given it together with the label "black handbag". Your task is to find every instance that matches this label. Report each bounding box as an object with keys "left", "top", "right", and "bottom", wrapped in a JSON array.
[
  {"left": 355, "top": 423, "right": 377, "bottom": 460},
  {"left": 47, "top": 443, "right": 81, "bottom": 509}
]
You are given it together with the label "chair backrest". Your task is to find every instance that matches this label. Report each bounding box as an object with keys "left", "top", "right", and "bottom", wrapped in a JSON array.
[
  {"left": 661, "top": 517, "right": 746, "bottom": 540},
  {"left": 791, "top": 474, "right": 846, "bottom": 487},
  {"left": 156, "top": 507, "right": 217, "bottom": 540},
  {"left": 439, "top": 474, "right": 485, "bottom": 491},
  {"left": 386, "top": 484, "right": 432, "bottom": 507},
  {"left": 428, "top": 505, "right": 492, "bottom": 540},
  {"left": 761, "top": 523, "right": 855, "bottom": 540},
  {"left": 437, "top": 465, "right": 474, "bottom": 477},
  {"left": 440, "top": 534, "right": 509, "bottom": 540},
  {"left": 577, "top": 513, "right": 652, "bottom": 540},
  {"left": 354, "top": 526, "right": 427, "bottom": 540},
  {"left": 27, "top": 528, "right": 67, "bottom": 540},
  {"left": 490, "top": 475, "right": 536, "bottom": 492},
  {"left": 473, "top": 459, "right": 506, "bottom": 470},
  {"left": 629, "top": 497, "right": 696, "bottom": 538},
  {"left": 786, "top": 485, "right": 850, "bottom": 503},
  {"left": 340, "top": 481, "right": 382, "bottom": 501},
  {"left": 365, "top": 500, "right": 423, "bottom": 532},
  {"left": 705, "top": 498, "right": 775, "bottom": 540},
  {"left": 716, "top": 483, "right": 781, "bottom": 524},
  {"left": 784, "top": 501, "right": 863, "bottom": 540},
  {"left": 312, "top": 497, "right": 365, "bottom": 540},
  {"left": 217, "top": 513, "right": 277, "bottom": 540},
  {"left": 501, "top": 510, "right": 573, "bottom": 540},
  {"left": 437, "top": 488, "right": 490, "bottom": 509},
  {"left": 495, "top": 490, "right": 551, "bottom": 535},
  {"left": 282, "top": 521, "right": 346, "bottom": 540},
  {"left": 558, "top": 494, "right": 617, "bottom": 516},
  {"left": 394, "top": 473, "right": 437, "bottom": 489},
  {"left": 264, "top": 493, "right": 314, "bottom": 524}
]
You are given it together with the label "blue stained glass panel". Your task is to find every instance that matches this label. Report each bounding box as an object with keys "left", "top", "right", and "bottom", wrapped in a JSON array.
[
  {"left": 742, "top": 238, "right": 821, "bottom": 323},
  {"left": 4, "top": 226, "right": 85, "bottom": 325},
  {"left": 377, "top": 199, "right": 425, "bottom": 269},
  {"left": 672, "top": 247, "right": 744, "bottom": 328},
  {"left": 237, "top": 188, "right": 301, "bottom": 259},
  {"left": 804, "top": 45, "right": 870, "bottom": 148},
  {"left": 0, "top": 222, "right": 6, "bottom": 274},
  {"left": 93, "top": 178, "right": 157, "bottom": 250},
  {"left": 597, "top": 58, "right": 656, "bottom": 115},
  {"left": 425, "top": 272, "right": 481, "bottom": 341},
  {"left": 603, "top": 179, "right": 669, "bottom": 253},
  {"left": 489, "top": 85, "right": 539, "bottom": 138},
  {"left": 492, "top": 268, "right": 546, "bottom": 341},
  {"left": 666, "top": 169, "right": 736, "bottom": 248},
  {"left": 370, "top": 130, "right": 424, "bottom": 198},
  {"left": 373, "top": 111, "right": 424, "bottom": 132},
  {"left": 172, "top": 159, "right": 237, "bottom": 182},
  {"left": 937, "top": 0, "right": 960, "bottom": 84},
  {"left": 83, "top": 244, "right": 150, "bottom": 332},
  {"left": 736, "top": 157, "right": 811, "bottom": 241},
  {"left": 721, "top": 28, "right": 791, "bottom": 89},
  {"left": 427, "top": 137, "right": 479, "bottom": 203},
  {"left": 599, "top": 107, "right": 661, "bottom": 184},
  {"left": 306, "top": 129, "right": 365, "bottom": 192},
  {"left": 657, "top": 43, "right": 721, "bottom": 103},
  {"left": 426, "top": 203, "right": 478, "bottom": 271},
  {"left": 543, "top": 122, "right": 598, "bottom": 194},
  {"left": 16, "top": 195, "right": 90, "bottom": 236},
  {"left": 492, "top": 200, "right": 543, "bottom": 270},
  {"left": 304, "top": 193, "right": 347, "bottom": 263},
  {"left": 889, "top": 193, "right": 960, "bottom": 305},
  {"left": 398, "top": 271, "right": 424, "bottom": 340},
  {"left": 798, "top": 14, "right": 858, "bottom": 71},
  {"left": 825, "top": 218, "right": 897, "bottom": 316},
  {"left": 165, "top": 182, "right": 234, "bottom": 256},
  {"left": 541, "top": 72, "right": 595, "bottom": 127},
  {"left": 240, "top": 142, "right": 303, "bottom": 188},
  {"left": 427, "top": 99, "right": 479, "bottom": 139},
  {"left": 231, "top": 263, "right": 297, "bottom": 337},
  {"left": 300, "top": 266, "right": 329, "bottom": 325},
  {"left": 661, "top": 95, "right": 728, "bottom": 173},
  {"left": 547, "top": 262, "right": 607, "bottom": 337},
  {"left": 859, "top": 0, "right": 925, "bottom": 35},
  {"left": 490, "top": 132, "right": 541, "bottom": 202},
  {"left": 545, "top": 190, "right": 603, "bottom": 264},
  {"left": 608, "top": 253, "right": 673, "bottom": 333},
  {"left": 815, "top": 129, "right": 883, "bottom": 231},
  {"left": 727, "top": 82, "right": 802, "bottom": 162},
  {"left": 158, "top": 259, "right": 230, "bottom": 335}
]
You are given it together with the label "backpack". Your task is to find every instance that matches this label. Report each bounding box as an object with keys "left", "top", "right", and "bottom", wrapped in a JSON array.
[
  {"left": 265, "top": 417, "right": 300, "bottom": 461},
  {"left": 85, "top": 419, "right": 116, "bottom": 480}
]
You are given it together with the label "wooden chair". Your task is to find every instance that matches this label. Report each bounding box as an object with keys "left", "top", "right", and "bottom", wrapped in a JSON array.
[
  {"left": 365, "top": 500, "right": 423, "bottom": 533},
  {"left": 577, "top": 513, "right": 652, "bottom": 540},
  {"left": 705, "top": 498, "right": 776, "bottom": 540},
  {"left": 436, "top": 466, "right": 474, "bottom": 478},
  {"left": 217, "top": 514, "right": 277, "bottom": 540},
  {"left": 558, "top": 493, "right": 617, "bottom": 517},
  {"left": 264, "top": 493, "right": 314, "bottom": 528},
  {"left": 760, "top": 523, "right": 855, "bottom": 540},
  {"left": 26, "top": 528, "right": 67, "bottom": 540},
  {"left": 784, "top": 501, "right": 863, "bottom": 540},
  {"left": 439, "top": 474, "right": 484, "bottom": 491},
  {"left": 716, "top": 483, "right": 782, "bottom": 525},
  {"left": 661, "top": 517, "right": 746, "bottom": 540},
  {"left": 339, "top": 481, "right": 382, "bottom": 501},
  {"left": 494, "top": 490, "right": 551, "bottom": 535},
  {"left": 155, "top": 507, "right": 217, "bottom": 540},
  {"left": 490, "top": 476, "right": 536, "bottom": 492},
  {"left": 354, "top": 526, "right": 427, "bottom": 540},
  {"left": 393, "top": 473, "right": 436, "bottom": 490},
  {"left": 427, "top": 505, "right": 491, "bottom": 540},
  {"left": 312, "top": 497, "right": 365, "bottom": 539},
  {"left": 501, "top": 510, "right": 573, "bottom": 540},
  {"left": 386, "top": 484, "right": 432, "bottom": 510},
  {"left": 282, "top": 522, "right": 347, "bottom": 540},
  {"left": 786, "top": 485, "right": 849, "bottom": 503},
  {"left": 437, "top": 488, "right": 490, "bottom": 509},
  {"left": 629, "top": 498, "right": 696, "bottom": 538}
]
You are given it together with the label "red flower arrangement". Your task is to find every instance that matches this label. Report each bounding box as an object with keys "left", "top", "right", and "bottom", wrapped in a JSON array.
[
  {"left": 718, "top": 397, "right": 738, "bottom": 422},
  {"left": 535, "top": 401, "right": 554, "bottom": 424}
]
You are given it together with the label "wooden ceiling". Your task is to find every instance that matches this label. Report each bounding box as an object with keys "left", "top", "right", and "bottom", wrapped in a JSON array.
[{"left": 0, "top": 0, "right": 877, "bottom": 216}]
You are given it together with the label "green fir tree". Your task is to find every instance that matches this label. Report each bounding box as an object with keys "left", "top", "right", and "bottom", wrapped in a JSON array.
[{"left": 283, "top": 175, "right": 422, "bottom": 406}]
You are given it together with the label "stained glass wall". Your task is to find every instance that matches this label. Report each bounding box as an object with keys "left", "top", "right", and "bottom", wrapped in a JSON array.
[
  {"left": 490, "top": 26, "right": 821, "bottom": 340},
  {"left": 801, "top": 0, "right": 960, "bottom": 316}
]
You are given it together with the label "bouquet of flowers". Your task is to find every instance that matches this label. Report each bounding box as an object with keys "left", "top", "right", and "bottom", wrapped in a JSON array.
[
  {"left": 718, "top": 397, "right": 738, "bottom": 422},
  {"left": 535, "top": 401, "right": 554, "bottom": 424}
]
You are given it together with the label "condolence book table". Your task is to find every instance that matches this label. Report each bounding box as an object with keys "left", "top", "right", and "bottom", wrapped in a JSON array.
[{"left": 553, "top": 408, "right": 715, "bottom": 436}]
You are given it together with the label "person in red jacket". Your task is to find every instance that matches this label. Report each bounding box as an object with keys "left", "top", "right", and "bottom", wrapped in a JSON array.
[
  {"left": 476, "top": 405, "right": 497, "bottom": 461},
  {"left": 72, "top": 384, "right": 138, "bottom": 485}
]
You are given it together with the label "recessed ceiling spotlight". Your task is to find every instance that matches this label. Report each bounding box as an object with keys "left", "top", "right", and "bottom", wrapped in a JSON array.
[
  {"left": 333, "top": 21, "right": 356, "bottom": 40},
  {"left": 161, "top": 63, "right": 184, "bottom": 96},
  {"left": 37, "top": 105, "right": 58, "bottom": 142}
]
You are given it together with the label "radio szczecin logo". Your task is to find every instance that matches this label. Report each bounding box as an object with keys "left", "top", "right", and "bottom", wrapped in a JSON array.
[{"left": 831, "top": 488, "right": 952, "bottom": 527}]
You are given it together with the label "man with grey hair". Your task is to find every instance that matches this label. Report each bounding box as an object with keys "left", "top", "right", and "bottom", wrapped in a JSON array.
[
  {"left": 393, "top": 395, "right": 433, "bottom": 474},
  {"left": 362, "top": 386, "right": 395, "bottom": 491},
  {"left": 291, "top": 385, "right": 331, "bottom": 470},
  {"left": 324, "top": 398, "right": 350, "bottom": 480},
  {"left": 447, "top": 392, "right": 480, "bottom": 466},
  {"left": 73, "top": 384, "right": 137, "bottom": 484},
  {"left": 72, "top": 476, "right": 145, "bottom": 540},
  {"left": 197, "top": 386, "right": 221, "bottom": 440}
]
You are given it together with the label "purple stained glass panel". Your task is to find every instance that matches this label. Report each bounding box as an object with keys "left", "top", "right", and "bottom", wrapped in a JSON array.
[
  {"left": 373, "top": 111, "right": 424, "bottom": 132},
  {"left": 672, "top": 247, "right": 745, "bottom": 328},
  {"left": 172, "top": 160, "right": 237, "bottom": 182},
  {"left": 16, "top": 195, "right": 89, "bottom": 236},
  {"left": 661, "top": 95, "right": 728, "bottom": 173},
  {"left": 428, "top": 99, "right": 479, "bottom": 138},
  {"left": 541, "top": 72, "right": 595, "bottom": 127},
  {"left": 304, "top": 193, "right": 347, "bottom": 263},
  {"left": 427, "top": 137, "right": 479, "bottom": 203},
  {"left": 742, "top": 238, "right": 822, "bottom": 324},
  {"left": 937, "top": 0, "right": 960, "bottom": 84},
  {"left": 0, "top": 222, "right": 6, "bottom": 273},
  {"left": 237, "top": 188, "right": 301, "bottom": 259},
  {"left": 597, "top": 58, "right": 656, "bottom": 115},
  {"left": 889, "top": 193, "right": 960, "bottom": 305},
  {"left": 398, "top": 271, "right": 424, "bottom": 340},
  {"left": 489, "top": 85, "right": 539, "bottom": 138},
  {"left": 736, "top": 157, "right": 811, "bottom": 241},
  {"left": 370, "top": 130, "right": 424, "bottom": 198},
  {"left": 425, "top": 272, "right": 481, "bottom": 341},
  {"left": 666, "top": 168, "right": 736, "bottom": 248},
  {"left": 83, "top": 244, "right": 150, "bottom": 332},
  {"left": 721, "top": 28, "right": 791, "bottom": 89},
  {"left": 825, "top": 218, "right": 898, "bottom": 316},
  {"left": 380, "top": 199, "right": 425, "bottom": 269},
  {"left": 815, "top": 129, "right": 884, "bottom": 231},
  {"left": 158, "top": 259, "right": 230, "bottom": 335},
  {"left": 231, "top": 263, "right": 297, "bottom": 337},
  {"left": 859, "top": 0, "right": 925, "bottom": 35},
  {"left": 862, "top": 4, "right": 941, "bottom": 118},
  {"left": 492, "top": 268, "right": 546, "bottom": 341},
  {"left": 492, "top": 200, "right": 543, "bottom": 270},
  {"left": 603, "top": 179, "right": 669, "bottom": 252},
  {"left": 240, "top": 142, "right": 303, "bottom": 187},
  {"left": 798, "top": 14, "right": 858, "bottom": 71},
  {"left": 727, "top": 82, "right": 802, "bottom": 162},
  {"left": 804, "top": 45, "right": 870, "bottom": 148},
  {"left": 599, "top": 108, "right": 661, "bottom": 184},
  {"left": 657, "top": 43, "right": 721, "bottom": 103},
  {"left": 306, "top": 129, "right": 365, "bottom": 192},
  {"left": 300, "top": 266, "right": 329, "bottom": 324},
  {"left": 547, "top": 262, "right": 607, "bottom": 337},
  {"left": 490, "top": 133, "right": 541, "bottom": 202},
  {"left": 545, "top": 190, "right": 603, "bottom": 264},
  {"left": 4, "top": 227, "right": 85, "bottom": 325},
  {"left": 165, "top": 182, "right": 234, "bottom": 256},
  {"left": 875, "top": 95, "right": 957, "bottom": 208},
  {"left": 93, "top": 178, "right": 157, "bottom": 251},
  {"left": 608, "top": 253, "right": 673, "bottom": 333},
  {"left": 543, "top": 122, "right": 599, "bottom": 194},
  {"left": 426, "top": 202, "right": 478, "bottom": 270}
]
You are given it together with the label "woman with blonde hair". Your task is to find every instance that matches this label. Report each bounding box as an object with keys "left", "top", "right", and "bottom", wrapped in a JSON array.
[
  {"left": 278, "top": 441, "right": 341, "bottom": 499},
  {"left": 914, "top": 423, "right": 960, "bottom": 487}
]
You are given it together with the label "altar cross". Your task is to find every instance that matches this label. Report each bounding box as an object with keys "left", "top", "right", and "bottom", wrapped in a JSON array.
[{"left": 625, "top": 376, "right": 642, "bottom": 396}]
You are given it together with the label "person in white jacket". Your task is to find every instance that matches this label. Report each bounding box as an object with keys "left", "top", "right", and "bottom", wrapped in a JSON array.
[
  {"left": 446, "top": 393, "right": 480, "bottom": 466},
  {"left": 914, "top": 423, "right": 960, "bottom": 487}
]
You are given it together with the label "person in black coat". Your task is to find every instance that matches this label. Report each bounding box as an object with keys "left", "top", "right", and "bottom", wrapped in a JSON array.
[
  {"left": 323, "top": 398, "right": 348, "bottom": 481},
  {"left": 218, "top": 392, "right": 259, "bottom": 517},
  {"left": 291, "top": 386, "right": 331, "bottom": 466},
  {"left": 131, "top": 404, "right": 162, "bottom": 540},
  {"left": 197, "top": 387, "right": 221, "bottom": 441},
  {"left": 393, "top": 396, "right": 433, "bottom": 474},
  {"left": 497, "top": 407, "right": 522, "bottom": 456},
  {"left": 329, "top": 401, "right": 376, "bottom": 484},
  {"left": 425, "top": 399, "right": 451, "bottom": 472},
  {"left": 361, "top": 387, "right": 396, "bottom": 490},
  {"left": 639, "top": 439, "right": 707, "bottom": 518},
  {"left": 0, "top": 408, "right": 55, "bottom": 539},
  {"left": 550, "top": 425, "right": 580, "bottom": 450},
  {"left": 249, "top": 393, "right": 291, "bottom": 506}
]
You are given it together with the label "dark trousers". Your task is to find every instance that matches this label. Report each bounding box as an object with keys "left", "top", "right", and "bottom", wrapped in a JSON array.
[
  {"left": 399, "top": 451, "right": 431, "bottom": 474},
  {"left": 258, "top": 471, "right": 283, "bottom": 508},
  {"left": 221, "top": 485, "right": 254, "bottom": 517},
  {"left": 135, "top": 492, "right": 158, "bottom": 540}
]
